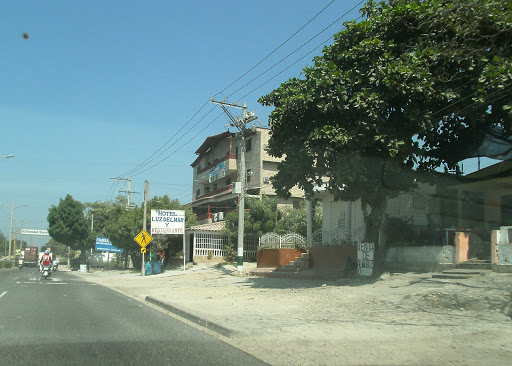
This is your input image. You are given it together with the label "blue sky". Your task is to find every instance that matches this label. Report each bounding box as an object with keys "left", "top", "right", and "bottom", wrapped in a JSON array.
[{"left": 0, "top": 0, "right": 498, "bottom": 247}]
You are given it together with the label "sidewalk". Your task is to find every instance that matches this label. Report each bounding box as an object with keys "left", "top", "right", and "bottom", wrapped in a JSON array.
[{"left": 70, "top": 263, "right": 512, "bottom": 366}]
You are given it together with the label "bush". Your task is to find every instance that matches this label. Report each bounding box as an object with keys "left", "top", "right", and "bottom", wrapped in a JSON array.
[
  {"left": 384, "top": 215, "right": 415, "bottom": 245},
  {"left": 1, "top": 261, "right": 13, "bottom": 268}
]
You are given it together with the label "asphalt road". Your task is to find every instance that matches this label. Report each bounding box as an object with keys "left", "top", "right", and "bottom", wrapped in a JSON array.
[{"left": 0, "top": 267, "right": 267, "bottom": 366}]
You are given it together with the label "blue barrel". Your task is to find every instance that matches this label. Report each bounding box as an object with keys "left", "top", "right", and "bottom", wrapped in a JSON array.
[
  {"left": 153, "top": 260, "right": 161, "bottom": 274},
  {"left": 145, "top": 261, "right": 152, "bottom": 275}
]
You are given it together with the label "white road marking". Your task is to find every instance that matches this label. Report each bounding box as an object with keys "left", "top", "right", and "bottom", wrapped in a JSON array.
[{"left": 0, "top": 291, "right": 7, "bottom": 299}]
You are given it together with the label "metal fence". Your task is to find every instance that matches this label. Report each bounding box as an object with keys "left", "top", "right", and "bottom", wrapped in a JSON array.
[
  {"left": 193, "top": 233, "right": 259, "bottom": 260},
  {"left": 259, "top": 232, "right": 306, "bottom": 249},
  {"left": 193, "top": 230, "right": 363, "bottom": 260},
  {"left": 311, "top": 229, "right": 360, "bottom": 247}
]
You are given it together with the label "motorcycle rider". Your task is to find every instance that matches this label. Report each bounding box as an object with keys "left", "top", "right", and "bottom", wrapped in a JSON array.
[{"left": 40, "top": 250, "right": 52, "bottom": 272}]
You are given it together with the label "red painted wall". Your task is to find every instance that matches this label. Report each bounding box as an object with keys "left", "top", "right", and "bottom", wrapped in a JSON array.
[{"left": 257, "top": 248, "right": 306, "bottom": 268}]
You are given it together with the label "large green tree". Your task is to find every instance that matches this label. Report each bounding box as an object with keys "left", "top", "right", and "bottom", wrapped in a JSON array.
[
  {"left": 145, "top": 195, "right": 198, "bottom": 257},
  {"left": 259, "top": 0, "right": 512, "bottom": 256},
  {"left": 223, "top": 196, "right": 280, "bottom": 239},
  {"left": 104, "top": 195, "right": 197, "bottom": 268},
  {"left": 47, "top": 194, "right": 90, "bottom": 253}
]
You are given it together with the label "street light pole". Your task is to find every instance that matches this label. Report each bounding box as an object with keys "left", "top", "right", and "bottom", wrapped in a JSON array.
[
  {"left": 9, "top": 201, "right": 27, "bottom": 262},
  {"left": 9, "top": 201, "right": 14, "bottom": 261}
]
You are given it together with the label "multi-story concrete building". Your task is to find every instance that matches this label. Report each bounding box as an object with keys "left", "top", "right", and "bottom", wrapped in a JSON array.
[{"left": 190, "top": 127, "right": 304, "bottom": 224}]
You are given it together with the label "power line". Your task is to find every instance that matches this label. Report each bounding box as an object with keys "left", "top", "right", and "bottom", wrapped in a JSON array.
[
  {"left": 131, "top": 111, "right": 225, "bottom": 178},
  {"left": 105, "top": 180, "right": 117, "bottom": 202},
  {"left": 227, "top": 1, "right": 366, "bottom": 100},
  {"left": 118, "top": 100, "right": 210, "bottom": 178},
  {"left": 115, "top": 1, "right": 362, "bottom": 181},
  {"left": 120, "top": 105, "right": 219, "bottom": 178},
  {"left": 216, "top": 0, "right": 339, "bottom": 97}
]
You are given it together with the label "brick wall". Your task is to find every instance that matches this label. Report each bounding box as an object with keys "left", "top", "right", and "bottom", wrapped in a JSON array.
[{"left": 257, "top": 248, "right": 306, "bottom": 268}]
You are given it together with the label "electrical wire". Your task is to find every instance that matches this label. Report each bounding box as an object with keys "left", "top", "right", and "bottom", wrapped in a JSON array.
[
  {"left": 118, "top": 100, "right": 210, "bottom": 178},
  {"left": 216, "top": 0, "right": 340, "bottom": 97},
  {"left": 119, "top": 105, "right": 218, "bottom": 178},
  {"left": 115, "top": 1, "right": 362, "bottom": 181},
  {"left": 131, "top": 111, "right": 225, "bottom": 177},
  {"left": 104, "top": 180, "right": 116, "bottom": 202},
  {"left": 227, "top": 2, "right": 366, "bottom": 100}
]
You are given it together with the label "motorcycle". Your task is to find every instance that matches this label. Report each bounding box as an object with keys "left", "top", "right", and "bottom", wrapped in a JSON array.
[
  {"left": 41, "top": 265, "right": 52, "bottom": 280},
  {"left": 52, "top": 264, "right": 58, "bottom": 272},
  {"left": 18, "top": 262, "right": 22, "bottom": 270}
]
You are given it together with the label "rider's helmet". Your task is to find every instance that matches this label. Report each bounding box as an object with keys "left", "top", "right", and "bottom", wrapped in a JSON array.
[{"left": 44, "top": 250, "right": 50, "bottom": 254}]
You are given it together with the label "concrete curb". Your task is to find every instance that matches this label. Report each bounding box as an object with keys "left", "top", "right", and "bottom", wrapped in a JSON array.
[{"left": 145, "top": 296, "right": 240, "bottom": 338}]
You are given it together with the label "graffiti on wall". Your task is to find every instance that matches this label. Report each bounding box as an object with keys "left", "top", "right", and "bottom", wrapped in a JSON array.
[{"left": 357, "top": 242, "right": 374, "bottom": 276}]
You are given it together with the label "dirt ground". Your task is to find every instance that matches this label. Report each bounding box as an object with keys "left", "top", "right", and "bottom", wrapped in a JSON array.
[{"left": 72, "top": 264, "right": 512, "bottom": 366}]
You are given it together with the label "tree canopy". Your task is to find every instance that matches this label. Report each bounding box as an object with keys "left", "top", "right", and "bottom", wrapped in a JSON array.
[
  {"left": 223, "top": 196, "right": 322, "bottom": 238},
  {"left": 47, "top": 194, "right": 90, "bottom": 251},
  {"left": 259, "top": 0, "right": 512, "bottom": 244},
  {"left": 104, "top": 195, "right": 197, "bottom": 267}
]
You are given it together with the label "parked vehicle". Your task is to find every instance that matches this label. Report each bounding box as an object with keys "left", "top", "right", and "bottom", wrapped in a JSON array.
[
  {"left": 23, "top": 247, "right": 39, "bottom": 267},
  {"left": 18, "top": 259, "right": 23, "bottom": 270}
]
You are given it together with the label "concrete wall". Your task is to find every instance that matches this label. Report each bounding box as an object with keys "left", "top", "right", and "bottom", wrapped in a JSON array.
[
  {"left": 384, "top": 245, "right": 455, "bottom": 272},
  {"left": 385, "top": 246, "right": 454, "bottom": 264},
  {"left": 491, "top": 228, "right": 512, "bottom": 272},
  {"left": 321, "top": 183, "right": 436, "bottom": 246},
  {"left": 497, "top": 244, "right": 512, "bottom": 264},
  {"left": 309, "top": 246, "right": 357, "bottom": 272}
]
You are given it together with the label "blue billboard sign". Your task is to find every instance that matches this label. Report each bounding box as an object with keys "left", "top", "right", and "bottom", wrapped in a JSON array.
[{"left": 95, "top": 237, "right": 123, "bottom": 253}]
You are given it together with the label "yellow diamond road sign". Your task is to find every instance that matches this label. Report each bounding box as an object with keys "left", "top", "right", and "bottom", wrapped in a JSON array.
[{"left": 134, "top": 230, "right": 153, "bottom": 248}]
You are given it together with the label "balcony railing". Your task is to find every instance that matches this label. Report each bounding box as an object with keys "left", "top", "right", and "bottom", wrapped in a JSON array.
[
  {"left": 196, "top": 185, "right": 232, "bottom": 200},
  {"left": 197, "top": 154, "right": 237, "bottom": 175}
]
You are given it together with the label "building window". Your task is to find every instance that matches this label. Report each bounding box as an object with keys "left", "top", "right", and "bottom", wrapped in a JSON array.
[
  {"left": 206, "top": 186, "right": 211, "bottom": 193},
  {"left": 246, "top": 138, "right": 252, "bottom": 152},
  {"left": 247, "top": 169, "right": 252, "bottom": 183},
  {"left": 213, "top": 183, "right": 218, "bottom": 191},
  {"left": 226, "top": 178, "right": 232, "bottom": 186},
  {"left": 196, "top": 189, "right": 200, "bottom": 199}
]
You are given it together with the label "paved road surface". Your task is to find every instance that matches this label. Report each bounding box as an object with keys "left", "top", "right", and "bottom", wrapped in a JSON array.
[{"left": 0, "top": 268, "right": 267, "bottom": 366}]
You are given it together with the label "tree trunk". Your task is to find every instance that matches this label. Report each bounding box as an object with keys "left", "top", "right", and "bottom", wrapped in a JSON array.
[
  {"left": 130, "top": 252, "right": 141, "bottom": 270},
  {"left": 362, "top": 193, "right": 387, "bottom": 274}
]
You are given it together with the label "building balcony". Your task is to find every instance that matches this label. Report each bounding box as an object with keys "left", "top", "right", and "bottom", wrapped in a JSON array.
[
  {"left": 196, "top": 185, "right": 233, "bottom": 201},
  {"left": 196, "top": 154, "right": 238, "bottom": 184}
]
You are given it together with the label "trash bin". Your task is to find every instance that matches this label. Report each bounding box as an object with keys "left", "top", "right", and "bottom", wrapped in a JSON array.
[
  {"left": 70, "top": 258, "right": 80, "bottom": 271},
  {"left": 145, "top": 261, "right": 152, "bottom": 275},
  {"left": 153, "top": 260, "right": 161, "bottom": 274},
  {"left": 80, "top": 264, "right": 88, "bottom": 272}
]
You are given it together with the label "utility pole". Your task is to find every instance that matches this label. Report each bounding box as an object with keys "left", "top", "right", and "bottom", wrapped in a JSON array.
[
  {"left": 142, "top": 180, "right": 149, "bottom": 277},
  {"left": 210, "top": 98, "right": 258, "bottom": 271},
  {"left": 110, "top": 177, "right": 139, "bottom": 209},
  {"left": 9, "top": 201, "right": 13, "bottom": 261},
  {"left": 90, "top": 213, "right": 94, "bottom": 254}
]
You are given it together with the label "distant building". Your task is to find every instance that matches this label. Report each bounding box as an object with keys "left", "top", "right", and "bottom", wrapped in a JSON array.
[{"left": 189, "top": 127, "right": 304, "bottom": 224}]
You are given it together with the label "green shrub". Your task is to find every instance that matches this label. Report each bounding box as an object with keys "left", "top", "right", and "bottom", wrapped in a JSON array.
[
  {"left": 2, "top": 261, "right": 13, "bottom": 268},
  {"left": 384, "top": 215, "right": 415, "bottom": 245}
]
